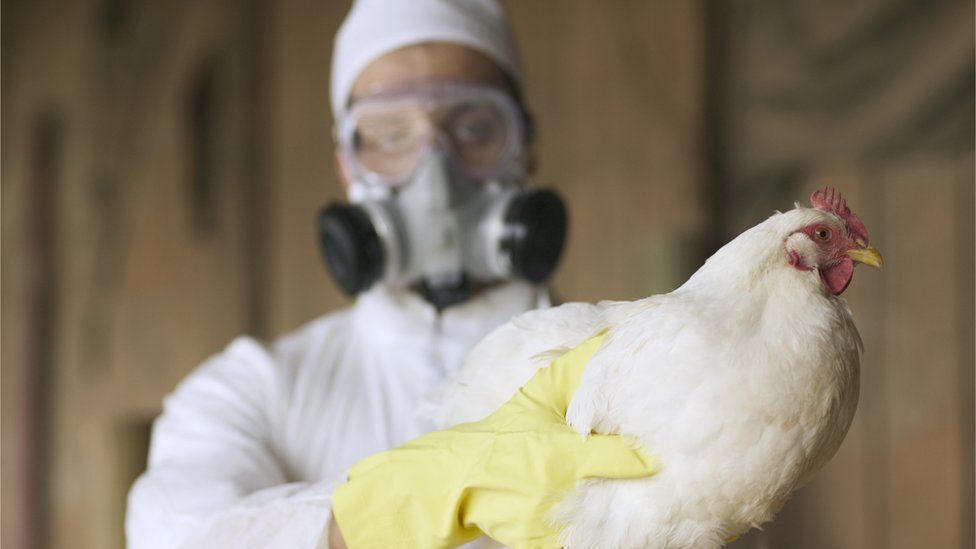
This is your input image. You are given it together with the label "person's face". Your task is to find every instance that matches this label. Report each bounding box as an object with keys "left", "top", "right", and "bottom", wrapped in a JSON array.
[{"left": 335, "top": 43, "right": 523, "bottom": 189}]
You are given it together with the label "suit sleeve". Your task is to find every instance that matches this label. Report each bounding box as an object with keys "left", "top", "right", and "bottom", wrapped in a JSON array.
[{"left": 125, "top": 336, "right": 340, "bottom": 549}]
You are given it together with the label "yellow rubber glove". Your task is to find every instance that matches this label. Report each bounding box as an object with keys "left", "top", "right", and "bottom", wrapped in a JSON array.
[{"left": 332, "top": 334, "right": 659, "bottom": 549}]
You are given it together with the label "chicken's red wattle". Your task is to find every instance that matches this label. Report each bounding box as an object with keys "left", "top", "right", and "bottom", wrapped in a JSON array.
[{"left": 821, "top": 257, "right": 854, "bottom": 295}]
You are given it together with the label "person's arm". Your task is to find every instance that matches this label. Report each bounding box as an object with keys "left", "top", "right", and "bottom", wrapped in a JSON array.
[
  {"left": 126, "top": 337, "right": 339, "bottom": 549},
  {"left": 331, "top": 334, "right": 659, "bottom": 548}
]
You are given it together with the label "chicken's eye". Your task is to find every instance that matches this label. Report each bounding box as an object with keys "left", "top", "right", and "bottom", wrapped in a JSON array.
[{"left": 814, "top": 227, "right": 832, "bottom": 241}]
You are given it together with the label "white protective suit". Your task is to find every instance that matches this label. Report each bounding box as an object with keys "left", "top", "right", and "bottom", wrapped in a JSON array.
[
  {"left": 128, "top": 2, "right": 532, "bottom": 546},
  {"left": 126, "top": 282, "right": 548, "bottom": 548}
]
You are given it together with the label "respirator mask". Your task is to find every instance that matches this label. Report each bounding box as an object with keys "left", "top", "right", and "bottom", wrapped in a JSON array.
[{"left": 318, "top": 83, "right": 567, "bottom": 308}]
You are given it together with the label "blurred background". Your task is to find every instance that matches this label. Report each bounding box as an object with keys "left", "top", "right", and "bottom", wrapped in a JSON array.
[{"left": 2, "top": 0, "right": 973, "bottom": 548}]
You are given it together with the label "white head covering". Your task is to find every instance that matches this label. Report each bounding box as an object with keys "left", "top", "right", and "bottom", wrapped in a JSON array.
[{"left": 330, "top": 0, "right": 522, "bottom": 119}]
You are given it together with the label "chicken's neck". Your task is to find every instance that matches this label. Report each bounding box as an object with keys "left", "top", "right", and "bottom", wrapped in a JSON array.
[
  {"left": 678, "top": 211, "right": 825, "bottom": 302},
  {"left": 671, "top": 210, "right": 855, "bottom": 353}
]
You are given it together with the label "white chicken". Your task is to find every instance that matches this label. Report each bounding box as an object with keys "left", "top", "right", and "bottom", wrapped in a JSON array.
[{"left": 431, "top": 188, "right": 883, "bottom": 549}]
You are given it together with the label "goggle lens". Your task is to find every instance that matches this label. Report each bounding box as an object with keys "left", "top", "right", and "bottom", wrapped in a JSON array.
[{"left": 341, "top": 85, "right": 523, "bottom": 187}]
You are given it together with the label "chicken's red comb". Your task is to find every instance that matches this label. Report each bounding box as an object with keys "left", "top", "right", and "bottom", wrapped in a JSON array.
[{"left": 810, "top": 187, "right": 870, "bottom": 243}]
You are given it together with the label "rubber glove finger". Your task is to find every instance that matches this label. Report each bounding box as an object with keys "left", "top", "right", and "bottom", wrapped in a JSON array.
[
  {"left": 516, "top": 335, "right": 607, "bottom": 416},
  {"left": 568, "top": 433, "right": 660, "bottom": 480}
]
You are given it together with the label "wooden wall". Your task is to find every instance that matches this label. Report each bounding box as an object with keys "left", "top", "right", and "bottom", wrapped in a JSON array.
[
  {"left": 1, "top": 1, "right": 972, "bottom": 548},
  {"left": 2, "top": 1, "right": 267, "bottom": 547},
  {"left": 715, "top": 2, "right": 975, "bottom": 548}
]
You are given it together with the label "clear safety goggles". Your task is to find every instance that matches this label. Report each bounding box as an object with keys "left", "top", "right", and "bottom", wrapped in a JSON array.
[{"left": 337, "top": 83, "right": 526, "bottom": 188}]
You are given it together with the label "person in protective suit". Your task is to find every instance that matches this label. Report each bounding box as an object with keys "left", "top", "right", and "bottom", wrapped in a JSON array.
[{"left": 126, "top": 2, "right": 653, "bottom": 548}]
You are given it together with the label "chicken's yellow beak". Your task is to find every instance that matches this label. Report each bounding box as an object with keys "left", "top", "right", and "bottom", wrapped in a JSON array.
[{"left": 846, "top": 244, "right": 883, "bottom": 269}]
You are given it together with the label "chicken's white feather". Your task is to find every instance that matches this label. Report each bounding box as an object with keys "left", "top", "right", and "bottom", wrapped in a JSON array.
[{"left": 435, "top": 206, "right": 866, "bottom": 548}]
